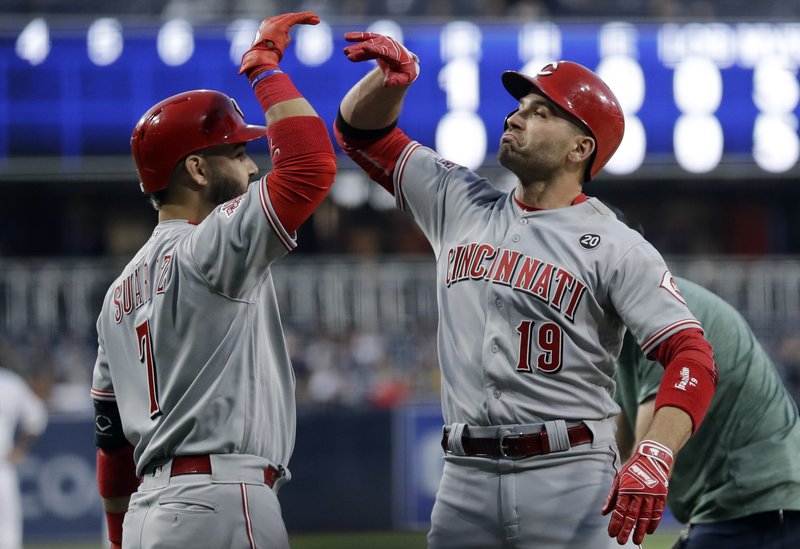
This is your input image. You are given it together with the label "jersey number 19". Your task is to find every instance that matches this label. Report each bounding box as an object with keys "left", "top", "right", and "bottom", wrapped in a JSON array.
[{"left": 515, "top": 320, "right": 563, "bottom": 374}]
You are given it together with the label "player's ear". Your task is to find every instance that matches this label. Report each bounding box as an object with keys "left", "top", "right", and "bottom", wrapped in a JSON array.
[
  {"left": 568, "top": 134, "right": 595, "bottom": 165},
  {"left": 182, "top": 153, "right": 211, "bottom": 187}
]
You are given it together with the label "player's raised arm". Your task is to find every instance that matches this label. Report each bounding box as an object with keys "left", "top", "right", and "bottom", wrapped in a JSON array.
[
  {"left": 335, "top": 32, "right": 419, "bottom": 192},
  {"left": 240, "top": 11, "right": 337, "bottom": 233},
  {"left": 338, "top": 32, "right": 419, "bottom": 128}
]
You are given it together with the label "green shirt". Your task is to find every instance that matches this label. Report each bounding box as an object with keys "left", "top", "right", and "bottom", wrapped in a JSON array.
[{"left": 615, "top": 277, "right": 800, "bottom": 524}]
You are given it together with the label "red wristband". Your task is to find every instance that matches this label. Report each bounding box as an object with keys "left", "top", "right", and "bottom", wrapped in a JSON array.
[
  {"left": 106, "top": 510, "right": 125, "bottom": 545},
  {"left": 654, "top": 357, "right": 717, "bottom": 432},
  {"left": 97, "top": 445, "right": 139, "bottom": 498},
  {"left": 254, "top": 72, "right": 303, "bottom": 112}
]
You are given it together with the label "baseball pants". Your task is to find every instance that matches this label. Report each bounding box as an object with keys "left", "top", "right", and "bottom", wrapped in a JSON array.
[
  {"left": 428, "top": 420, "right": 640, "bottom": 549},
  {"left": 123, "top": 454, "right": 289, "bottom": 549}
]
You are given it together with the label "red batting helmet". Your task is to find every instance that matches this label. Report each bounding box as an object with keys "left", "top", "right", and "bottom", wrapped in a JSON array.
[
  {"left": 502, "top": 61, "right": 624, "bottom": 181},
  {"left": 131, "top": 89, "right": 267, "bottom": 193}
]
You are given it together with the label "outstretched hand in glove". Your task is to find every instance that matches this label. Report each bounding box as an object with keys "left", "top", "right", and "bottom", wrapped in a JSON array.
[
  {"left": 343, "top": 32, "right": 419, "bottom": 87},
  {"left": 239, "top": 11, "right": 320, "bottom": 82},
  {"left": 602, "top": 439, "right": 673, "bottom": 545}
]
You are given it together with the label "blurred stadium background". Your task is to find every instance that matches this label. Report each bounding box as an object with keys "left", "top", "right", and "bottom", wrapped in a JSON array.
[{"left": 3, "top": 0, "right": 800, "bottom": 547}]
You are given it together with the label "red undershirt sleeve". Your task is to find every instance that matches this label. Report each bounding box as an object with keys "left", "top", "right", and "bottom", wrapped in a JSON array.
[
  {"left": 334, "top": 109, "right": 412, "bottom": 194},
  {"left": 263, "top": 116, "right": 337, "bottom": 234},
  {"left": 648, "top": 327, "right": 718, "bottom": 432},
  {"left": 249, "top": 71, "right": 337, "bottom": 235}
]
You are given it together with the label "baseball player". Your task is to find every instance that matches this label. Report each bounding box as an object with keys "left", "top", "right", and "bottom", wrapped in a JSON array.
[
  {"left": 334, "top": 33, "right": 718, "bottom": 547},
  {"left": 615, "top": 275, "right": 800, "bottom": 548},
  {"left": 90, "top": 12, "right": 336, "bottom": 549},
  {"left": 0, "top": 366, "right": 48, "bottom": 549}
]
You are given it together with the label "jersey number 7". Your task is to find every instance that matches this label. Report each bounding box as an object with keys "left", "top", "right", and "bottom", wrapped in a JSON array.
[
  {"left": 515, "top": 319, "right": 563, "bottom": 374},
  {"left": 136, "top": 319, "right": 162, "bottom": 419}
]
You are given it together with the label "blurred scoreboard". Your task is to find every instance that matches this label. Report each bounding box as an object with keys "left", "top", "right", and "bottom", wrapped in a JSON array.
[{"left": 2, "top": 17, "right": 800, "bottom": 177}]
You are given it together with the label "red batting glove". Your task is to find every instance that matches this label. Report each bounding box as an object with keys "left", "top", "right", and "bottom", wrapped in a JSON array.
[
  {"left": 239, "top": 11, "right": 320, "bottom": 81},
  {"left": 602, "top": 440, "right": 673, "bottom": 545},
  {"left": 343, "top": 32, "right": 419, "bottom": 87}
]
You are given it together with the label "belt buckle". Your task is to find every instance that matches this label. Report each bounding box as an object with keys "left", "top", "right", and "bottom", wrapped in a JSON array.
[{"left": 499, "top": 432, "right": 524, "bottom": 459}]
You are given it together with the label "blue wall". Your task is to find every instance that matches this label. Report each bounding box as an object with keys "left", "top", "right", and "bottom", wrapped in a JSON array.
[{"left": 19, "top": 414, "right": 104, "bottom": 540}]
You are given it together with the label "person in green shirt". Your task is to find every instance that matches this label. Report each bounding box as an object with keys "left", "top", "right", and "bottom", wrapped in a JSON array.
[{"left": 615, "top": 273, "right": 800, "bottom": 548}]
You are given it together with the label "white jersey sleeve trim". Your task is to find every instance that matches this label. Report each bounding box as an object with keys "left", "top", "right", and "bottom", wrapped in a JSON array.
[
  {"left": 394, "top": 141, "right": 422, "bottom": 212},
  {"left": 90, "top": 387, "right": 116, "bottom": 401},
  {"left": 640, "top": 319, "right": 704, "bottom": 355},
  {"left": 258, "top": 175, "right": 298, "bottom": 252}
]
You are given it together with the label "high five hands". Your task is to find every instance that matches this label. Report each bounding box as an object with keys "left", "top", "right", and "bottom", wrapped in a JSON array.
[{"left": 343, "top": 32, "right": 419, "bottom": 87}]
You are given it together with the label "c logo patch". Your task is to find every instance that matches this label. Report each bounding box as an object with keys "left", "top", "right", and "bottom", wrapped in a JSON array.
[{"left": 659, "top": 271, "right": 687, "bottom": 305}]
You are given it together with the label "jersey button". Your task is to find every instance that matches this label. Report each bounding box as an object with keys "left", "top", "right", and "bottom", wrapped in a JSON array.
[
  {"left": 495, "top": 298, "right": 503, "bottom": 308},
  {"left": 520, "top": 219, "right": 529, "bottom": 225},
  {"left": 493, "top": 390, "right": 501, "bottom": 399},
  {"left": 491, "top": 344, "right": 499, "bottom": 353},
  {"left": 512, "top": 235, "right": 520, "bottom": 242}
]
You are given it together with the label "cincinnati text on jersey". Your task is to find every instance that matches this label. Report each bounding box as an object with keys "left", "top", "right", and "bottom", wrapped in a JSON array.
[{"left": 445, "top": 242, "right": 587, "bottom": 322}]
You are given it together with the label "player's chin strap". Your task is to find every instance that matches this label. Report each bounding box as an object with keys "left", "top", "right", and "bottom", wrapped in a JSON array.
[{"left": 444, "top": 423, "right": 468, "bottom": 455}]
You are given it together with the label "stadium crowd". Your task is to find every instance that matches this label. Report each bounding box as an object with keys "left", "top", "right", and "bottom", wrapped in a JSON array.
[{"left": 2, "top": 320, "right": 800, "bottom": 414}]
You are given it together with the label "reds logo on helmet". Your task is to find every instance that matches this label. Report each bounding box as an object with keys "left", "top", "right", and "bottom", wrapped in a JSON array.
[{"left": 537, "top": 62, "right": 558, "bottom": 76}]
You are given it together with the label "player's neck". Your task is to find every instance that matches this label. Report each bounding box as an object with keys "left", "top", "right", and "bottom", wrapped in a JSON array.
[
  {"left": 514, "top": 181, "right": 584, "bottom": 210},
  {"left": 158, "top": 203, "right": 213, "bottom": 224}
]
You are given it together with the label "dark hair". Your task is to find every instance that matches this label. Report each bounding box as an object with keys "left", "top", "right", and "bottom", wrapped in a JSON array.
[{"left": 146, "top": 189, "right": 166, "bottom": 211}]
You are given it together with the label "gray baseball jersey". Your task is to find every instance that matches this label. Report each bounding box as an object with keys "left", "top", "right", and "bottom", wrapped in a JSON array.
[
  {"left": 391, "top": 143, "right": 665, "bottom": 548},
  {"left": 91, "top": 176, "right": 297, "bottom": 476},
  {"left": 393, "top": 143, "right": 701, "bottom": 426}
]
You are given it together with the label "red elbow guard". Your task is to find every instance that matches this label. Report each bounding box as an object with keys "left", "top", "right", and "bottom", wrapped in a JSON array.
[
  {"left": 654, "top": 358, "right": 717, "bottom": 432},
  {"left": 97, "top": 444, "right": 140, "bottom": 498}
]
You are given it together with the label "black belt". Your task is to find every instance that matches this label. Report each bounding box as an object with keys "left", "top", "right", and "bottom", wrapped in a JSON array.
[
  {"left": 735, "top": 509, "right": 798, "bottom": 526},
  {"left": 441, "top": 423, "right": 593, "bottom": 459},
  {"left": 170, "top": 455, "right": 285, "bottom": 488}
]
